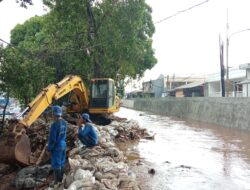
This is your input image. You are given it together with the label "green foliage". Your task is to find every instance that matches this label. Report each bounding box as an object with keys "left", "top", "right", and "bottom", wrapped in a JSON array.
[
  {"left": 95, "top": 0, "right": 157, "bottom": 79},
  {"left": 44, "top": 0, "right": 157, "bottom": 81},
  {"left": 43, "top": 1, "right": 91, "bottom": 81},
  {"left": 1, "top": 0, "right": 156, "bottom": 104},
  {"left": 0, "top": 17, "right": 54, "bottom": 104},
  {"left": 0, "top": 0, "right": 33, "bottom": 8}
]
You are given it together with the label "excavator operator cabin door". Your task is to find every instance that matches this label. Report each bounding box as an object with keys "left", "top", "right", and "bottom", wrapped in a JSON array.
[{"left": 90, "top": 79, "right": 114, "bottom": 109}]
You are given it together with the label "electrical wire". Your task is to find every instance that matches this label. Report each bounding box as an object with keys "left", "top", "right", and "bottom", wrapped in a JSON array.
[
  {"left": 0, "top": 38, "right": 12, "bottom": 47},
  {"left": 0, "top": 0, "right": 212, "bottom": 55},
  {"left": 154, "top": 0, "right": 210, "bottom": 24}
]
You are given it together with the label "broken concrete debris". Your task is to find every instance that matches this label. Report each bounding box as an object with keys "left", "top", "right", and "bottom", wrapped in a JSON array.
[
  {"left": 148, "top": 168, "right": 156, "bottom": 175},
  {"left": 12, "top": 165, "right": 51, "bottom": 189},
  {"left": 0, "top": 116, "right": 150, "bottom": 190}
]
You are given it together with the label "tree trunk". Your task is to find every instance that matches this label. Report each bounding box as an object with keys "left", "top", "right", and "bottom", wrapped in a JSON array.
[
  {"left": 0, "top": 91, "right": 9, "bottom": 134},
  {"left": 24, "top": 95, "right": 30, "bottom": 106},
  {"left": 85, "top": 0, "right": 101, "bottom": 78}
]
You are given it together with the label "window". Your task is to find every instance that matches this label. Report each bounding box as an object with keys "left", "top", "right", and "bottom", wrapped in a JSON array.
[{"left": 91, "top": 80, "right": 108, "bottom": 98}]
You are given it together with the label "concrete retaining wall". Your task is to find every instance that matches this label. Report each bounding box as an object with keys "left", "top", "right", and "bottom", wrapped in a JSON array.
[{"left": 122, "top": 97, "right": 250, "bottom": 130}]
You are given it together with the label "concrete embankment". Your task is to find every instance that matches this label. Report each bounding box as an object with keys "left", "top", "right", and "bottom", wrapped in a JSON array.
[{"left": 122, "top": 97, "right": 250, "bottom": 130}]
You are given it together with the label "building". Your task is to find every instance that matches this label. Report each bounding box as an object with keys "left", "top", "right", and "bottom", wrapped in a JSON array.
[
  {"left": 142, "top": 74, "right": 205, "bottom": 97},
  {"left": 239, "top": 63, "right": 250, "bottom": 97},
  {"left": 125, "top": 90, "right": 154, "bottom": 99},
  {"left": 206, "top": 68, "right": 245, "bottom": 97},
  {"left": 175, "top": 81, "right": 205, "bottom": 97},
  {"left": 142, "top": 75, "right": 164, "bottom": 98},
  {"left": 128, "top": 65, "right": 250, "bottom": 98},
  {"left": 163, "top": 75, "right": 205, "bottom": 97}
]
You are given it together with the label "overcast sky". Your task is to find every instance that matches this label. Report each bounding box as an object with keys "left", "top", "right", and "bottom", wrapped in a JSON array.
[
  {"left": 1, "top": 0, "right": 250, "bottom": 83},
  {"left": 144, "top": 0, "right": 250, "bottom": 81},
  {"left": 0, "top": 0, "right": 46, "bottom": 41}
]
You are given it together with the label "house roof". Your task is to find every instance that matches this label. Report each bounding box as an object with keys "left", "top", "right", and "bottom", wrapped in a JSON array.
[
  {"left": 239, "top": 79, "right": 250, "bottom": 84},
  {"left": 239, "top": 63, "right": 250, "bottom": 70},
  {"left": 175, "top": 81, "right": 205, "bottom": 90},
  {"left": 126, "top": 90, "right": 143, "bottom": 94},
  {"left": 206, "top": 68, "right": 245, "bottom": 82}
]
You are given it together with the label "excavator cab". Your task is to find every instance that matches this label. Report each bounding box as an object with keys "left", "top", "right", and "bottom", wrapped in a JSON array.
[
  {"left": 89, "top": 78, "right": 119, "bottom": 113},
  {"left": 0, "top": 76, "right": 119, "bottom": 165}
]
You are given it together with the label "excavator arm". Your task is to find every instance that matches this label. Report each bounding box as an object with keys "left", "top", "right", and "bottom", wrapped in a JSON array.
[
  {"left": 20, "top": 75, "right": 89, "bottom": 127},
  {"left": 0, "top": 75, "right": 89, "bottom": 165},
  {"left": 0, "top": 75, "right": 120, "bottom": 165}
]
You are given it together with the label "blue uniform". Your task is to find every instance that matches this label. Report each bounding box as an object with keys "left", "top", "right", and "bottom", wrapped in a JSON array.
[
  {"left": 78, "top": 122, "right": 98, "bottom": 147},
  {"left": 48, "top": 119, "right": 67, "bottom": 169}
]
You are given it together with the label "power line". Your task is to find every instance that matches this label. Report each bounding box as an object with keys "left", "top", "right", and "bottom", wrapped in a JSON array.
[
  {"left": 154, "top": 0, "right": 210, "bottom": 24},
  {"left": 0, "top": 1, "right": 212, "bottom": 50},
  {"left": 0, "top": 37, "right": 114, "bottom": 59},
  {"left": 0, "top": 0, "right": 212, "bottom": 66},
  {"left": 0, "top": 38, "right": 14, "bottom": 47}
]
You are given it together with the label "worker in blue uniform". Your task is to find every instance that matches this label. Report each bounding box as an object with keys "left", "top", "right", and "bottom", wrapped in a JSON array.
[
  {"left": 77, "top": 113, "right": 98, "bottom": 147},
  {"left": 48, "top": 105, "right": 68, "bottom": 186}
]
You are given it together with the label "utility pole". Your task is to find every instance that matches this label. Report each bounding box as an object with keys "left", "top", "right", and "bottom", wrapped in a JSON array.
[
  {"left": 225, "top": 9, "right": 250, "bottom": 97},
  {"left": 226, "top": 9, "right": 229, "bottom": 97},
  {"left": 219, "top": 34, "right": 225, "bottom": 97}
]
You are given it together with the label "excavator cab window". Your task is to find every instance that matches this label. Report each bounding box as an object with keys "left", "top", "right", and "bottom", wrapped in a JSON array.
[{"left": 90, "top": 79, "right": 114, "bottom": 108}]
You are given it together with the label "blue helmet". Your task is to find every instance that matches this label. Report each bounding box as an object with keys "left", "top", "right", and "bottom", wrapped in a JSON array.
[
  {"left": 81, "top": 113, "right": 92, "bottom": 122},
  {"left": 53, "top": 105, "right": 62, "bottom": 117}
]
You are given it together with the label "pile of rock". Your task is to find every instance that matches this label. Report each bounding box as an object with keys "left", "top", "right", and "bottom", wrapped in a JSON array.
[
  {"left": 61, "top": 119, "right": 145, "bottom": 190},
  {"left": 0, "top": 117, "right": 148, "bottom": 190},
  {"left": 12, "top": 165, "right": 51, "bottom": 189}
]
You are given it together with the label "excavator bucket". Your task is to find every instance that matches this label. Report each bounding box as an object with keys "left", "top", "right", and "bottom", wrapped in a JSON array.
[
  {"left": 0, "top": 132, "right": 31, "bottom": 165},
  {"left": 0, "top": 75, "right": 120, "bottom": 166}
]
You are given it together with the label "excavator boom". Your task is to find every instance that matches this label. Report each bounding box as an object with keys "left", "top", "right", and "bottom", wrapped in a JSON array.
[
  {"left": 0, "top": 75, "right": 119, "bottom": 165},
  {"left": 20, "top": 75, "right": 89, "bottom": 127}
]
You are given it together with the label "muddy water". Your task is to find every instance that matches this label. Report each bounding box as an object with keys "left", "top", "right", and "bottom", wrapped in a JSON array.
[{"left": 115, "top": 107, "right": 250, "bottom": 190}]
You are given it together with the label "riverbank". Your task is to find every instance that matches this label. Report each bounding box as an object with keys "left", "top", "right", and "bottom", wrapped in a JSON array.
[
  {"left": 122, "top": 97, "right": 250, "bottom": 131},
  {"left": 115, "top": 107, "right": 250, "bottom": 190}
]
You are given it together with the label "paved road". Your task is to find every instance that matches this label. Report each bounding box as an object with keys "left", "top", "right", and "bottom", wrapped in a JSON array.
[{"left": 115, "top": 107, "right": 250, "bottom": 190}]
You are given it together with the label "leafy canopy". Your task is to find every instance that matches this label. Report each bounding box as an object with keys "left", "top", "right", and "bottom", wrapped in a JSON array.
[
  {"left": 0, "top": 0, "right": 33, "bottom": 8},
  {"left": 0, "top": 0, "right": 156, "bottom": 103},
  {"left": 0, "top": 16, "right": 54, "bottom": 104},
  {"left": 42, "top": 0, "right": 157, "bottom": 81}
]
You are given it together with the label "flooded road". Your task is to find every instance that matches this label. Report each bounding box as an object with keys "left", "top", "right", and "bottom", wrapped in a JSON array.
[{"left": 115, "top": 107, "right": 250, "bottom": 190}]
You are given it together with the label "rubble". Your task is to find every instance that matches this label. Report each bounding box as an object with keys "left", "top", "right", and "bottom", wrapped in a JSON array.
[
  {"left": 12, "top": 165, "right": 51, "bottom": 189},
  {"left": 148, "top": 169, "right": 156, "bottom": 175},
  {"left": 0, "top": 115, "right": 150, "bottom": 190},
  {"left": 0, "top": 163, "right": 11, "bottom": 176}
]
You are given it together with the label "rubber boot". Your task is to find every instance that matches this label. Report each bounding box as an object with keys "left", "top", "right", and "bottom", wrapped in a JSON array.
[
  {"left": 48, "top": 169, "right": 61, "bottom": 189},
  {"left": 54, "top": 169, "right": 62, "bottom": 183},
  {"left": 49, "top": 169, "right": 58, "bottom": 188},
  {"left": 60, "top": 167, "right": 64, "bottom": 182}
]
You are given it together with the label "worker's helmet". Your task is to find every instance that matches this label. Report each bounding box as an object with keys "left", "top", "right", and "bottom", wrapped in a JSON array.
[
  {"left": 53, "top": 105, "right": 62, "bottom": 117},
  {"left": 81, "top": 113, "right": 92, "bottom": 122}
]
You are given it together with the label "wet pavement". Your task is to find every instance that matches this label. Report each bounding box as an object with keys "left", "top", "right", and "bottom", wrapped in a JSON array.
[{"left": 115, "top": 107, "right": 250, "bottom": 190}]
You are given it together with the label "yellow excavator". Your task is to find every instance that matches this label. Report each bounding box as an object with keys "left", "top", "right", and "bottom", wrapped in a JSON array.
[{"left": 0, "top": 75, "right": 120, "bottom": 165}]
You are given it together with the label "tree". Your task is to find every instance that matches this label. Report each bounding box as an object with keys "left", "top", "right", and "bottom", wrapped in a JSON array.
[
  {"left": 44, "top": 0, "right": 157, "bottom": 81},
  {"left": 0, "top": 46, "right": 10, "bottom": 132},
  {"left": 0, "top": 0, "right": 156, "bottom": 104},
  {"left": 0, "top": 16, "right": 54, "bottom": 105},
  {"left": 0, "top": 0, "right": 33, "bottom": 8},
  {"left": 94, "top": 0, "right": 157, "bottom": 79}
]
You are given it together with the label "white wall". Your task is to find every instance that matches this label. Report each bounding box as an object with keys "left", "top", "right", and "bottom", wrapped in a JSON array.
[
  {"left": 208, "top": 81, "right": 221, "bottom": 97},
  {"left": 123, "top": 97, "right": 250, "bottom": 131},
  {"left": 242, "top": 84, "right": 250, "bottom": 97}
]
